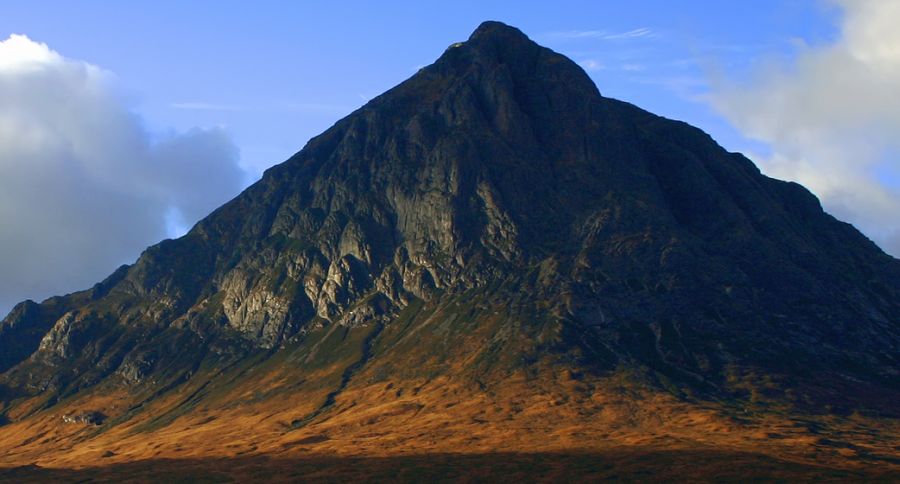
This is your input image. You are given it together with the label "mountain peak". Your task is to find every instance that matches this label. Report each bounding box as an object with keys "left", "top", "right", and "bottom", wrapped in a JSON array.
[
  {"left": 460, "top": 20, "right": 542, "bottom": 66},
  {"left": 406, "top": 20, "right": 601, "bottom": 131},
  {"left": 468, "top": 20, "right": 530, "bottom": 43},
  {"left": 425, "top": 20, "right": 547, "bottom": 76}
]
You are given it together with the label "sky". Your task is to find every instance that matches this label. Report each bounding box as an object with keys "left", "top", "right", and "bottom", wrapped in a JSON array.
[{"left": 0, "top": 0, "right": 897, "bottom": 317}]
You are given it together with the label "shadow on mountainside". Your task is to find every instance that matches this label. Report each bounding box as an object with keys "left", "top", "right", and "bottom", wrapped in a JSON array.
[{"left": 1, "top": 449, "right": 897, "bottom": 483}]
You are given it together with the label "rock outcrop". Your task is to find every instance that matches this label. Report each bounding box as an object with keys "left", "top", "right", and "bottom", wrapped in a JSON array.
[{"left": 61, "top": 411, "right": 106, "bottom": 426}]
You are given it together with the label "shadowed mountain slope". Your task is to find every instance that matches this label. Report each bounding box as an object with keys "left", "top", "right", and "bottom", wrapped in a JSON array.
[{"left": 0, "top": 21, "right": 898, "bottom": 479}]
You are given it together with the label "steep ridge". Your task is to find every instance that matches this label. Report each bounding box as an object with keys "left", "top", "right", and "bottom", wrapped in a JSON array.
[{"left": 0, "top": 21, "right": 898, "bottom": 478}]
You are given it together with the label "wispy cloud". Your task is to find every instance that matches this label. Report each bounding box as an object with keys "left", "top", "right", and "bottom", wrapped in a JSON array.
[
  {"left": 170, "top": 102, "right": 244, "bottom": 111},
  {"left": 703, "top": 42, "right": 772, "bottom": 54},
  {"left": 632, "top": 75, "right": 710, "bottom": 102},
  {"left": 282, "top": 102, "right": 353, "bottom": 113},
  {"left": 579, "top": 59, "right": 605, "bottom": 71},
  {"left": 171, "top": 101, "right": 351, "bottom": 114},
  {"left": 546, "top": 27, "right": 655, "bottom": 41}
]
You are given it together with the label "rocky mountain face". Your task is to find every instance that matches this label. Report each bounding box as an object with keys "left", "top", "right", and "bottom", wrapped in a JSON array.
[{"left": 1, "top": 22, "right": 899, "bottom": 466}]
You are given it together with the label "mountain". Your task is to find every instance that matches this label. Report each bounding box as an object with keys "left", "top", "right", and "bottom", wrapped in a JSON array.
[{"left": 1, "top": 21, "right": 898, "bottom": 481}]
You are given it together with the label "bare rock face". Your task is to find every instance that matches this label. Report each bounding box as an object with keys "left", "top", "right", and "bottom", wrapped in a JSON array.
[
  {"left": 61, "top": 411, "right": 106, "bottom": 426},
  {"left": 116, "top": 349, "right": 158, "bottom": 385},
  {"left": 0, "top": 21, "right": 898, "bottom": 419},
  {"left": 38, "top": 312, "right": 80, "bottom": 358}
]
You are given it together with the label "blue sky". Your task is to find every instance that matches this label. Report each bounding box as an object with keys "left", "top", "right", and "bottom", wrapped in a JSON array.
[
  {"left": 1, "top": 0, "right": 898, "bottom": 315},
  {"left": 0, "top": 0, "right": 838, "bottom": 177}
]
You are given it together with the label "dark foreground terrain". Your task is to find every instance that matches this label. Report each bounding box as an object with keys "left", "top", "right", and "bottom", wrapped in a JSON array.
[{"left": 3, "top": 450, "right": 898, "bottom": 483}]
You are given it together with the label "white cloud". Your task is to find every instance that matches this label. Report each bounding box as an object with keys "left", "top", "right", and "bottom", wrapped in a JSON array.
[
  {"left": 709, "top": 0, "right": 900, "bottom": 257},
  {"left": 0, "top": 34, "right": 245, "bottom": 316},
  {"left": 0, "top": 33, "right": 61, "bottom": 69}
]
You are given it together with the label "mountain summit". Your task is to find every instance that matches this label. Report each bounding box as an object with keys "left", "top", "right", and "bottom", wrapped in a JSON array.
[{"left": 1, "top": 21, "right": 898, "bottom": 480}]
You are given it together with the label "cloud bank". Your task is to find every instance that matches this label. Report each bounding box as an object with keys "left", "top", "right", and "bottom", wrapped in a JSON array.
[
  {"left": 710, "top": 0, "right": 900, "bottom": 257},
  {"left": 0, "top": 34, "right": 244, "bottom": 316}
]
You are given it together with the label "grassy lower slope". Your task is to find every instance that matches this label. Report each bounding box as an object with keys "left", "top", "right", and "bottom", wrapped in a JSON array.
[{"left": 0, "top": 296, "right": 898, "bottom": 481}]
